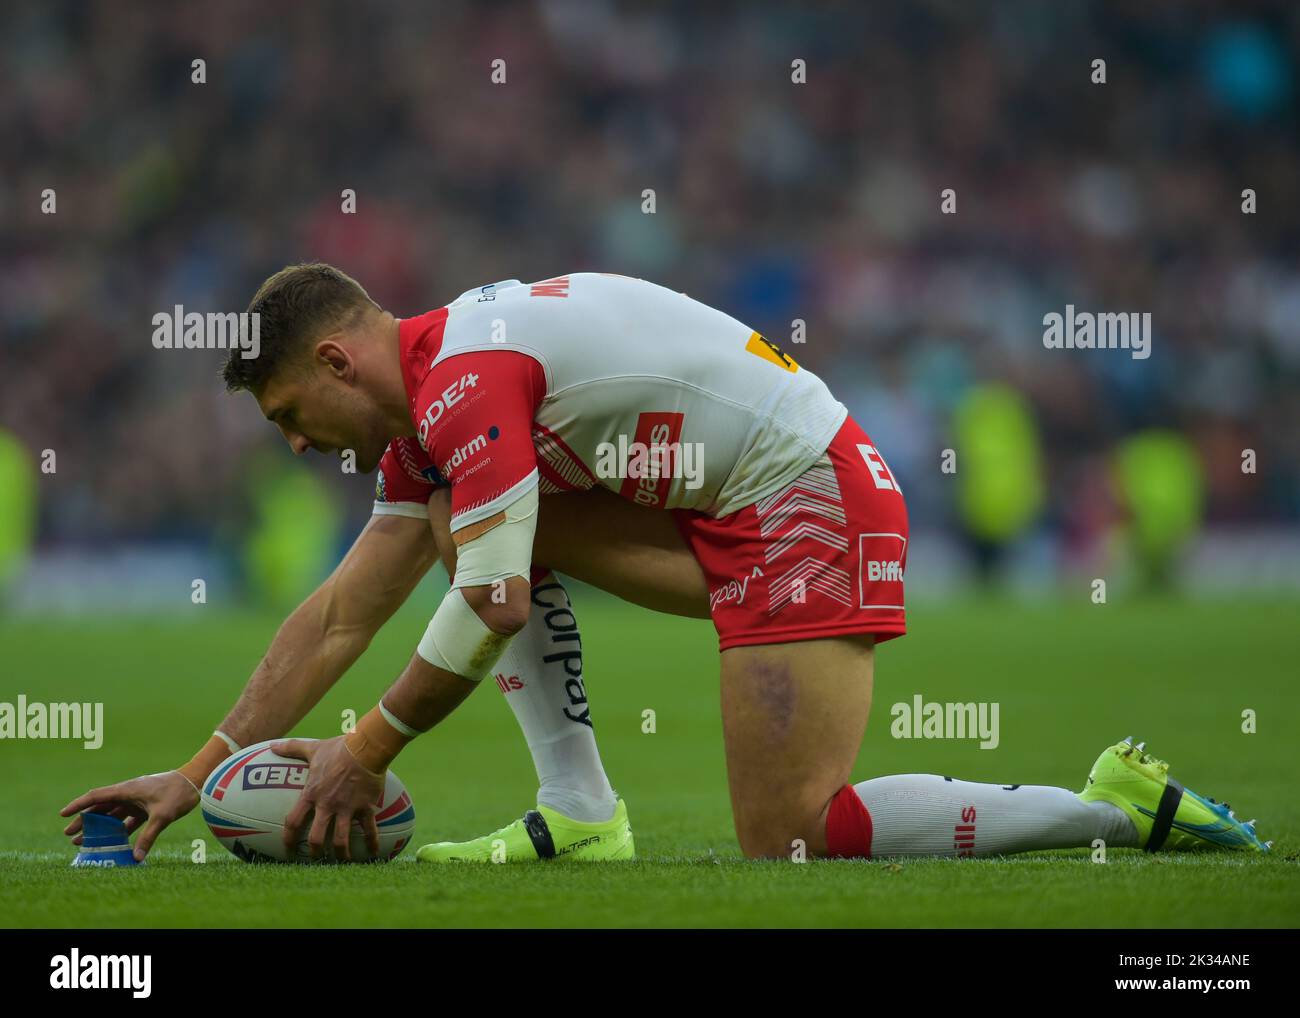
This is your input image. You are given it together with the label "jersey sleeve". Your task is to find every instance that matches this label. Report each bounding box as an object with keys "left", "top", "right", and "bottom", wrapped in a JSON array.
[
  {"left": 414, "top": 350, "right": 546, "bottom": 533},
  {"left": 372, "top": 436, "right": 443, "bottom": 519}
]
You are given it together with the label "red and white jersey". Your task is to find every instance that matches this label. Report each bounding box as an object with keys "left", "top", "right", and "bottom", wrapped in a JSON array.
[{"left": 372, "top": 273, "right": 847, "bottom": 532}]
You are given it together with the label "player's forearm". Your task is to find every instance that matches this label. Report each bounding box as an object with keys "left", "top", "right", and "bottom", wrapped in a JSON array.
[
  {"left": 176, "top": 583, "right": 375, "bottom": 789},
  {"left": 219, "top": 581, "right": 379, "bottom": 747},
  {"left": 178, "top": 515, "right": 437, "bottom": 784},
  {"left": 342, "top": 654, "right": 477, "bottom": 773},
  {"left": 387, "top": 653, "right": 478, "bottom": 731}
]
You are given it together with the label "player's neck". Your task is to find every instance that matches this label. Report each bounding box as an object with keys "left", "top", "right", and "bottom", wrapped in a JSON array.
[{"left": 375, "top": 313, "right": 416, "bottom": 437}]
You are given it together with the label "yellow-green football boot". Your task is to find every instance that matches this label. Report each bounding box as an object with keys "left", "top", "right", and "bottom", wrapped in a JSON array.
[
  {"left": 1078, "top": 738, "right": 1271, "bottom": 852},
  {"left": 416, "top": 799, "right": 635, "bottom": 863}
]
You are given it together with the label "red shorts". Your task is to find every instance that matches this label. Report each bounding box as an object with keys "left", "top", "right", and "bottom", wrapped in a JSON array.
[{"left": 672, "top": 416, "right": 909, "bottom": 651}]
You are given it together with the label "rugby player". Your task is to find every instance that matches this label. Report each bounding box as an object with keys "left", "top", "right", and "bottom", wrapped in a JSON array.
[{"left": 61, "top": 266, "right": 1269, "bottom": 862}]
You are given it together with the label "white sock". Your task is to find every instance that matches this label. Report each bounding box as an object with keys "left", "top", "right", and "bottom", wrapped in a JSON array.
[
  {"left": 851, "top": 774, "right": 1138, "bottom": 857},
  {"left": 490, "top": 574, "right": 618, "bottom": 823}
]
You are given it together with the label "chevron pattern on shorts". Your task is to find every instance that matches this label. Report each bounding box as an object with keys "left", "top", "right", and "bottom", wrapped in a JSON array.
[
  {"left": 756, "top": 456, "right": 850, "bottom": 615},
  {"left": 764, "top": 519, "right": 849, "bottom": 563},
  {"left": 767, "top": 556, "right": 854, "bottom": 613}
]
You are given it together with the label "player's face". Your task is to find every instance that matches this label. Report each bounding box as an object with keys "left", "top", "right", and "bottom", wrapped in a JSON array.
[{"left": 255, "top": 368, "right": 389, "bottom": 473}]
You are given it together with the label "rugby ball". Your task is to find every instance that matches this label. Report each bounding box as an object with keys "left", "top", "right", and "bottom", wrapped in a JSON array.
[{"left": 200, "top": 739, "right": 415, "bottom": 863}]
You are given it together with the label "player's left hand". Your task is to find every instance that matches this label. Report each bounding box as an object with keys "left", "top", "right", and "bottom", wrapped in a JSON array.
[{"left": 273, "top": 737, "right": 383, "bottom": 862}]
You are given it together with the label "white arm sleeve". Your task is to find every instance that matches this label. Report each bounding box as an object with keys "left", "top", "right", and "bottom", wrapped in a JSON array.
[
  {"left": 415, "top": 483, "right": 538, "bottom": 681},
  {"left": 449, "top": 482, "right": 538, "bottom": 590}
]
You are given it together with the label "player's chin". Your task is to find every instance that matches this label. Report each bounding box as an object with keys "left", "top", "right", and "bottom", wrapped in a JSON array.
[{"left": 355, "top": 444, "right": 385, "bottom": 474}]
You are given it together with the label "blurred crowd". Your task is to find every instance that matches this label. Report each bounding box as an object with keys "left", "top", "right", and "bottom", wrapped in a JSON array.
[{"left": 2, "top": 0, "right": 1297, "bottom": 553}]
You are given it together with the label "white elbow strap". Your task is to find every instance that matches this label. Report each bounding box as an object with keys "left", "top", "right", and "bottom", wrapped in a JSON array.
[{"left": 416, "top": 587, "right": 512, "bottom": 682}]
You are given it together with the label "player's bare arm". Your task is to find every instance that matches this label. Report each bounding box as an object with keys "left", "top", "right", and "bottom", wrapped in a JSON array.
[
  {"left": 58, "top": 511, "right": 437, "bottom": 859},
  {"left": 221, "top": 512, "right": 439, "bottom": 745}
]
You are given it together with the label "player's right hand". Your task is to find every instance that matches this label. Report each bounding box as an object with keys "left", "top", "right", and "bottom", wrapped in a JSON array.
[{"left": 59, "top": 771, "right": 200, "bottom": 861}]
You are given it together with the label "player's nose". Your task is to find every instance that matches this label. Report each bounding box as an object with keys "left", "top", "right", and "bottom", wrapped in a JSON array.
[{"left": 280, "top": 427, "right": 311, "bottom": 456}]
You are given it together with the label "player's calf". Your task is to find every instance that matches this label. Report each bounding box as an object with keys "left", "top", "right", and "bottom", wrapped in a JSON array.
[{"left": 721, "top": 637, "right": 874, "bottom": 860}]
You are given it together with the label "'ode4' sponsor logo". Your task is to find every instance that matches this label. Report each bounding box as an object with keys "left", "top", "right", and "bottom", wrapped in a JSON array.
[{"left": 417, "top": 371, "right": 480, "bottom": 446}]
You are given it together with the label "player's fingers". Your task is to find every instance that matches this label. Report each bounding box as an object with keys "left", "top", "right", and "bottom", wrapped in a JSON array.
[
  {"left": 282, "top": 795, "right": 313, "bottom": 855},
  {"left": 100, "top": 804, "right": 137, "bottom": 831},
  {"left": 132, "top": 818, "right": 165, "bottom": 861},
  {"left": 69, "top": 802, "right": 143, "bottom": 842},
  {"left": 270, "top": 739, "right": 313, "bottom": 762},
  {"left": 332, "top": 810, "right": 354, "bottom": 862},
  {"left": 62, "top": 799, "right": 119, "bottom": 836},
  {"left": 60, "top": 786, "right": 118, "bottom": 817},
  {"left": 306, "top": 808, "right": 332, "bottom": 860},
  {"left": 360, "top": 809, "right": 380, "bottom": 858}
]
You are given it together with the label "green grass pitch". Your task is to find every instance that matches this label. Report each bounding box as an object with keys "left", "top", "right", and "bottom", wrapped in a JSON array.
[{"left": 1, "top": 590, "right": 1297, "bottom": 927}]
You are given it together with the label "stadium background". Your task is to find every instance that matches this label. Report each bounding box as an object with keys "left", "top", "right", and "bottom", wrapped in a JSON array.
[{"left": 1, "top": 0, "right": 1297, "bottom": 927}]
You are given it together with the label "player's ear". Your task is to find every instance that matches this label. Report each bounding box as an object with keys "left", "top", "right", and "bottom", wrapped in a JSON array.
[{"left": 315, "top": 336, "right": 353, "bottom": 380}]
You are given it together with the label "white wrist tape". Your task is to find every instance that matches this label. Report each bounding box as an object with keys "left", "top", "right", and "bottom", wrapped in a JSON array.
[
  {"left": 416, "top": 587, "right": 512, "bottom": 682},
  {"left": 214, "top": 730, "right": 241, "bottom": 753},
  {"left": 378, "top": 701, "right": 422, "bottom": 738},
  {"left": 450, "top": 482, "right": 539, "bottom": 590}
]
